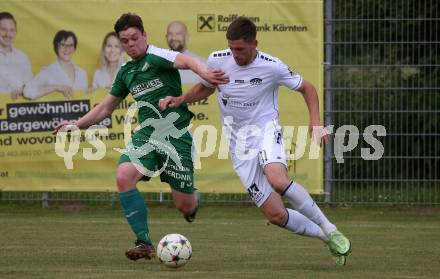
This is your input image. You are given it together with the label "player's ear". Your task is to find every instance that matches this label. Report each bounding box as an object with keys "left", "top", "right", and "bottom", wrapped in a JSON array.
[{"left": 254, "top": 40, "right": 258, "bottom": 48}]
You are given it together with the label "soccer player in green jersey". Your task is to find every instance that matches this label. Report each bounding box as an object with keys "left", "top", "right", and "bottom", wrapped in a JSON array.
[{"left": 54, "top": 13, "right": 228, "bottom": 261}]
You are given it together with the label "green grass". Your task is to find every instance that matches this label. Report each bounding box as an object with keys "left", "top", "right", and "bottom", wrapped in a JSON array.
[{"left": 1, "top": 204, "right": 439, "bottom": 279}]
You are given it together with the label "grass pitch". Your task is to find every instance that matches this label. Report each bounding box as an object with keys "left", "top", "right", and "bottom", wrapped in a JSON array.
[{"left": 1, "top": 203, "right": 439, "bottom": 279}]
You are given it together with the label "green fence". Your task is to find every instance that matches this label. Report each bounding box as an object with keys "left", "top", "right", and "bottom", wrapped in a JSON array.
[{"left": 324, "top": 0, "right": 440, "bottom": 204}]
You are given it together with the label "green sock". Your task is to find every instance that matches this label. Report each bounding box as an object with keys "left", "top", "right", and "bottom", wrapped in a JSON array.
[{"left": 119, "top": 188, "right": 151, "bottom": 244}]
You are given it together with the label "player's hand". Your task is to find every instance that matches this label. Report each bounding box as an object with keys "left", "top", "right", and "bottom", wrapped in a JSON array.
[
  {"left": 10, "top": 88, "right": 23, "bottom": 100},
  {"left": 159, "top": 96, "right": 184, "bottom": 110},
  {"left": 57, "top": 85, "right": 74, "bottom": 99},
  {"left": 86, "top": 87, "right": 95, "bottom": 95},
  {"left": 200, "top": 69, "right": 229, "bottom": 85},
  {"left": 53, "top": 120, "right": 78, "bottom": 135},
  {"left": 309, "top": 119, "right": 329, "bottom": 146}
]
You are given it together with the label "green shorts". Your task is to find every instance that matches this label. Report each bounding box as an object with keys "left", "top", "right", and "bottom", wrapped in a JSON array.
[{"left": 118, "top": 131, "right": 195, "bottom": 194}]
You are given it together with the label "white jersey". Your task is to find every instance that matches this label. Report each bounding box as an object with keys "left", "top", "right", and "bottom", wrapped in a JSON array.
[{"left": 202, "top": 49, "right": 303, "bottom": 152}]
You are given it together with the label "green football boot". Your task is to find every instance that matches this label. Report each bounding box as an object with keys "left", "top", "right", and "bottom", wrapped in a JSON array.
[
  {"left": 334, "top": 254, "right": 347, "bottom": 266},
  {"left": 327, "top": 246, "right": 347, "bottom": 266},
  {"left": 327, "top": 230, "right": 351, "bottom": 266},
  {"left": 327, "top": 230, "right": 351, "bottom": 256}
]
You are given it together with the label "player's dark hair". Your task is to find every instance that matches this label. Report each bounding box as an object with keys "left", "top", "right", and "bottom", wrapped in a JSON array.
[
  {"left": 114, "top": 13, "right": 144, "bottom": 35},
  {"left": 226, "top": 17, "right": 256, "bottom": 42},
  {"left": 53, "top": 30, "right": 77, "bottom": 55},
  {"left": 0, "top": 12, "right": 16, "bottom": 26}
]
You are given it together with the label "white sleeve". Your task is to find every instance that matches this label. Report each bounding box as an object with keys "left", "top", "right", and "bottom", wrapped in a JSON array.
[
  {"left": 92, "top": 70, "right": 100, "bottom": 89},
  {"left": 23, "top": 54, "right": 33, "bottom": 83},
  {"left": 276, "top": 59, "right": 303, "bottom": 91},
  {"left": 23, "top": 68, "right": 50, "bottom": 99},
  {"left": 75, "top": 68, "right": 88, "bottom": 90},
  {"left": 148, "top": 45, "right": 178, "bottom": 63},
  {"left": 200, "top": 55, "right": 217, "bottom": 89}
]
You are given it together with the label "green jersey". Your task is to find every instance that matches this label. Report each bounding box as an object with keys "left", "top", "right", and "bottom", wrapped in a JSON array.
[{"left": 110, "top": 45, "right": 194, "bottom": 132}]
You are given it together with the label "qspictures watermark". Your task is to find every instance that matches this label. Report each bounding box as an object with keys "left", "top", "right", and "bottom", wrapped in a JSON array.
[{"left": 54, "top": 103, "right": 386, "bottom": 172}]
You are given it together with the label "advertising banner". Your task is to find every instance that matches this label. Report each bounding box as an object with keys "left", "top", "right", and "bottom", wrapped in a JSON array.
[{"left": 0, "top": 0, "right": 324, "bottom": 193}]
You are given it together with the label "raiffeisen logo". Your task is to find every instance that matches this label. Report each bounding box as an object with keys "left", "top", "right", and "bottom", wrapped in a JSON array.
[{"left": 197, "top": 14, "right": 215, "bottom": 32}]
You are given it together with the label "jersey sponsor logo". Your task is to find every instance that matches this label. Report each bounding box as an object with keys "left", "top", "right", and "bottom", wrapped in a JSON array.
[
  {"left": 234, "top": 79, "right": 245, "bottom": 83},
  {"left": 247, "top": 183, "right": 264, "bottom": 203},
  {"left": 221, "top": 98, "right": 258, "bottom": 108},
  {"left": 250, "top": 78, "right": 263, "bottom": 86},
  {"left": 131, "top": 78, "right": 164, "bottom": 98},
  {"left": 220, "top": 94, "right": 259, "bottom": 108}
]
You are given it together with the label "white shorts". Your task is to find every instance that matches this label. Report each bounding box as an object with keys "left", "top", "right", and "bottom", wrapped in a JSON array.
[{"left": 231, "top": 122, "right": 287, "bottom": 207}]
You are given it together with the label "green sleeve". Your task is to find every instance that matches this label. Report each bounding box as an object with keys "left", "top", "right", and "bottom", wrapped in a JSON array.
[
  {"left": 149, "top": 54, "right": 174, "bottom": 70},
  {"left": 147, "top": 46, "right": 178, "bottom": 70},
  {"left": 110, "top": 69, "right": 129, "bottom": 98}
]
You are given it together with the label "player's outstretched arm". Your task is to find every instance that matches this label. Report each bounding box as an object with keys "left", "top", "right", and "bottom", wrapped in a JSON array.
[
  {"left": 53, "top": 94, "right": 122, "bottom": 134},
  {"left": 159, "top": 83, "right": 216, "bottom": 111},
  {"left": 173, "top": 53, "right": 229, "bottom": 85},
  {"left": 297, "top": 79, "right": 329, "bottom": 145}
]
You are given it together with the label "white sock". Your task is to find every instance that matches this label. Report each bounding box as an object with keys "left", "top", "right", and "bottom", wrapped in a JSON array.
[
  {"left": 283, "top": 209, "right": 328, "bottom": 241},
  {"left": 282, "top": 181, "right": 337, "bottom": 235}
]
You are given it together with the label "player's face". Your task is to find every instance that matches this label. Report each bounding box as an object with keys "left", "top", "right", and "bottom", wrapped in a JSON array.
[
  {"left": 104, "top": 35, "right": 123, "bottom": 63},
  {"left": 57, "top": 36, "right": 75, "bottom": 63},
  {"left": 228, "top": 39, "right": 257, "bottom": 66},
  {"left": 0, "top": 19, "right": 17, "bottom": 49},
  {"left": 166, "top": 24, "right": 186, "bottom": 52},
  {"left": 119, "top": 27, "right": 147, "bottom": 60}
]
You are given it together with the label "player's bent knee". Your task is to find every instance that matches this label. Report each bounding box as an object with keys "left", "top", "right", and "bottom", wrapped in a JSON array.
[
  {"left": 267, "top": 210, "right": 287, "bottom": 227},
  {"left": 174, "top": 199, "right": 194, "bottom": 216},
  {"left": 176, "top": 204, "right": 193, "bottom": 216},
  {"left": 267, "top": 177, "right": 291, "bottom": 193},
  {"left": 115, "top": 172, "right": 137, "bottom": 192}
]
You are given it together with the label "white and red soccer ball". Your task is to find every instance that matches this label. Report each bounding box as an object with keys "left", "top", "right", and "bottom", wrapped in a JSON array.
[{"left": 157, "top": 233, "right": 192, "bottom": 268}]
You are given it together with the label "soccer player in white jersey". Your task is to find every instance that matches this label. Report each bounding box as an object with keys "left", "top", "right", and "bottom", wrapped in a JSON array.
[{"left": 160, "top": 16, "right": 351, "bottom": 266}]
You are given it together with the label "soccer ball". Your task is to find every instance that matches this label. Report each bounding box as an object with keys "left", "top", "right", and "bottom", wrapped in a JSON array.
[{"left": 157, "top": 233, "right": 192, "bottom": 268}]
